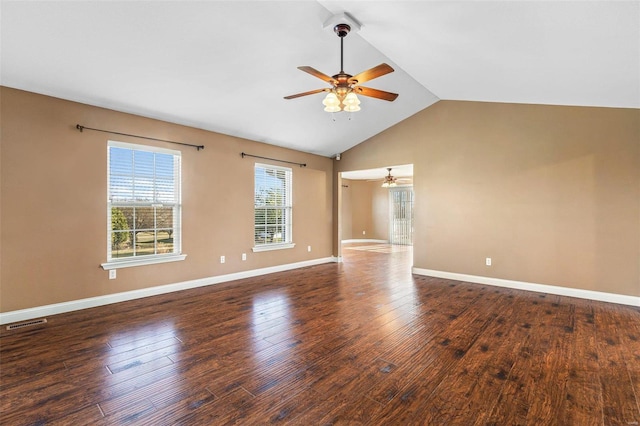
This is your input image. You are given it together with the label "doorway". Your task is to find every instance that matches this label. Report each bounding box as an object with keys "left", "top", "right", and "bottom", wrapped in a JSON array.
[{"left": 338, "top": 164, "right": 413, "bottom": 264}]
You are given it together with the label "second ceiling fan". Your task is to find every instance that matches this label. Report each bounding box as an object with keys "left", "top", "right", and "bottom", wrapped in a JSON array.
[{"left": 284, "top": 23, "right": 399, "bottom": 113}]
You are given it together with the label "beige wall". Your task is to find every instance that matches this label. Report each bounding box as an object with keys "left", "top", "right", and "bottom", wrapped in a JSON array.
[
  {"left": 0, "top": 87, "right": 334, "bottom": 312},
  {"left": 340, "top": 179, "right": 353, "bottom": 239},
  {"left": 336, "top": 101, "right": 640, "bottom": 297},
  {"left": 340, "top": 179, "right": 389, "bottom": 241},
  {"left": 371, "top": 184, "right": 390, "bottom": 241},
  {"left": 3, "top": 89, "right": 638, "bottom": 313},
  {"left": 348, "top": 180, "right": 372, "bottom": 239}
]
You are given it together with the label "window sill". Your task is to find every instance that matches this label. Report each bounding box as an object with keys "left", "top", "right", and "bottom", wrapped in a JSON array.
[
  {"left": 101, "top": 254, "right": 187, "bottom": 270},
  {"left": 252, "top": 243, "right": 295, "bottom": 253}
]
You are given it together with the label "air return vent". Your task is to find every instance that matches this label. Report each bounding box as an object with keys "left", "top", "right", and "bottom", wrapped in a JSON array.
[{"left": 6, "top": 318, "right": 47, "bottom": 330}]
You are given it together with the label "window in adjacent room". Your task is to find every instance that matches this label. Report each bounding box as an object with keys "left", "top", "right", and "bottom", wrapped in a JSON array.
[
  {"left": 102, "top": 141, "right": 185, "bottom": 269},
  {"left": 253, "top": 163, "right": 294, "bottom": 252}
]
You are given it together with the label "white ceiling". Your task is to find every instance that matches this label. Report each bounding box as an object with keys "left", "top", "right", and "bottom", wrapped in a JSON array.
[{"left": 2, "top": 1, "right": 638, "bottom": 158}]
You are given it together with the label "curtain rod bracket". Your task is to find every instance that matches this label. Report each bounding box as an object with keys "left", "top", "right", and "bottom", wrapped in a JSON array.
[
  {"left": 241, "top": 152, "right": 306, "bottom": 168},
  {"left": 75, "top": 124, "right": 204, "bottom": 151}
]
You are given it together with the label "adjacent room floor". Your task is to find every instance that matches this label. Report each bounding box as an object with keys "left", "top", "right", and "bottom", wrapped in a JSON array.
[{"left": 1, "top": 243, "right": 639, "bottom": 425}]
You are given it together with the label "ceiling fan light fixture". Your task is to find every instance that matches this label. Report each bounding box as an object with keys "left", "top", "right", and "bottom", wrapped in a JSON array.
[
  {"left": 335, "top": 86, "right": 349, "bottom": 97},
  {"left": 381, "top": 168, "right": 398, "bottom": 187},
  {"left": 323, "top": 92, "right": 341, "bottom": 112},
  {"left": 344, "top": 92, "right": 360, "bottom": 105},
  {"left": 343, "top": 92, "right": 361, "bottom": 112}
]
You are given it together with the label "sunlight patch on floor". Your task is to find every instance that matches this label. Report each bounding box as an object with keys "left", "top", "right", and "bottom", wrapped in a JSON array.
[{"left": 343, "top": 244, "right": 412, "bottom": 254}]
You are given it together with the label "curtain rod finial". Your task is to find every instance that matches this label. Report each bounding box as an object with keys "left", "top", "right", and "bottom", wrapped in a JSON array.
[{"left": 76, "top": 124, "right": 84, "bottom": 132}]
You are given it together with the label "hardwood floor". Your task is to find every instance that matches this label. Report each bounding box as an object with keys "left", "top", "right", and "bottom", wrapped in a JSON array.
[{"left": 1, "top": 243, "right": 639, "bottom": 425}]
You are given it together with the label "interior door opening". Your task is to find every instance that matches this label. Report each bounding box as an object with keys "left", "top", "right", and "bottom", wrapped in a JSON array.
[{"left": 338, "top": 165, "right": 414, "bottom": 267}]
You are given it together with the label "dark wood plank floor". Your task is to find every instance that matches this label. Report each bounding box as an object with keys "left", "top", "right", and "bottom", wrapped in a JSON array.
[{"left": 1, "top": 243, "right": 639, "bottom": 425}]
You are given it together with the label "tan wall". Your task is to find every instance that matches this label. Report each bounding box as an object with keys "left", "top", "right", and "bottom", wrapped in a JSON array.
[
  {"left": 336, "top": 101, "right": 640, "bottom": 297},
  {"left": 0, "top": 87, "right": 334, "bottom": 312},
  {"left": 371, "top": 184, "right": 390, "bottom": 241},
  {"left": 340, "top": 179, "right": 353, "bottom": 239},
  {"left": 349, "top": 180, "right": 373, "bottom": 239},
  {"left": 340, "top": 179, "right": 389, "bottom": 241}
]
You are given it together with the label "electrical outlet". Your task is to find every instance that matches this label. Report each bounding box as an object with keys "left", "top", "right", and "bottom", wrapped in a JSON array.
[
  {"left": 362, "top": 230, "right": 366, "bottom": 235},
  {"left": 109, "top": 269, "right": 116, "bottom": 280},
  {"left": 242, "top": 253, "right": 246, "bottom": 261},
  {"left": 486, "top": 257, "right": 492, "bottom": 266},
  {"left": 220, "top": 255, "right": 225, "bottom": 264},
  {"left": 307, "top": 245, "right": 311, "bottom": 252}
]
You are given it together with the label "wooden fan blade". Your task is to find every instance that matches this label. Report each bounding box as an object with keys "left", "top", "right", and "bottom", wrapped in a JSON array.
[
  {"left": 284, "top": 88, "right": 330, "bottom": 100},
  {"left": 348, "top": 63, "right": 394, "bottom": 84},
  {"left": 298, "top": 66, "right": 336, "bottom": 84},
  {"left": 353, "top": 86, "right": 399, "bottom": 102}
]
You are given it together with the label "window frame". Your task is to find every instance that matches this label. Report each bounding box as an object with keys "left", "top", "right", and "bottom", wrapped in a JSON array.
[
  {"left": 101, "top": 140, "right": 186, "bottom": 270},
  {"left": 252, "top": 163, "right": 295, "bottom": 252}
]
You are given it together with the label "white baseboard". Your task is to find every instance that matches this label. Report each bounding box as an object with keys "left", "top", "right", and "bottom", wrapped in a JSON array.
[
  {"left": 412, "top": 268, "right": 640, "bottom": 307},
  {"left": 0, "top": 257, "right": 335, "bottom": 325},
  {"left": 341, "top": 239, "right": 388, "bottom": 244}
]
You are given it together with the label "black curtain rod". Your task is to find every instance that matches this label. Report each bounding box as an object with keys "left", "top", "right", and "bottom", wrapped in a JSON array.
[
  {"left": 241, "top": 152, "right": 306, "bottom": 167},
  {"left": 76, "top": 124, "right": 204, "bottom": 151}
]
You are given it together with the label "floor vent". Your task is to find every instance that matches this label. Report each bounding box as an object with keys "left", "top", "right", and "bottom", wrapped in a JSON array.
[{"left": 6, "top": 318, "right": 47, "bottom": 330}]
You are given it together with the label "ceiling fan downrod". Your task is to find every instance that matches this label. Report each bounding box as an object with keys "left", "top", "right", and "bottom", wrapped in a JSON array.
[{"left": 334, "top": 23, "right": 351, "bottom": 73}]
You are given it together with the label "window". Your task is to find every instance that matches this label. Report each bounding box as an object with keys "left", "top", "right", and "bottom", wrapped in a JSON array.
[
  {"left": 253, "top": 163, "right": 294, "bottom": 251},
  {"left": 102, "top": 141, "right": 185, "bottom": 269}
]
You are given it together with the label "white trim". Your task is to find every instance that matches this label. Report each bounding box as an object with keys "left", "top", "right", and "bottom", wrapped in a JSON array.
[
  {"left": 252, "top": 243, "right": 296, "bottom": 252},
  {"left": 101, "top": 254, "right": 187, "bottom": 270},
  {"left": 0, "top": 257, "right": 334, "bottom": 325},
  {"left": 331, "top": 256, "right": 342, "bottom": 263},
  {"left": 412, "top": 268, "right": 640, "bottom": 307},
  {"left": 341, "top": 239, "right": 389, "bottom": 244}
]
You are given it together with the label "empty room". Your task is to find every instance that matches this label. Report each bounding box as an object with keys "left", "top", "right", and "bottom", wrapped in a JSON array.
[{"left": 1, "top": 1, "right": 638, "bottom": 425}]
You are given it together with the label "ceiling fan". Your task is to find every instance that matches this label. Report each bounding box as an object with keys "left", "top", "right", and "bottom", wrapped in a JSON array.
[
  {"left": 284, "top": 23, "right": 399, "bottom": 113},
  {"left": 376, "top": 168, "right": 412, "bottom": 187},
  {"left": 381, "top": 168, "right": 398, "bottom": 187}
]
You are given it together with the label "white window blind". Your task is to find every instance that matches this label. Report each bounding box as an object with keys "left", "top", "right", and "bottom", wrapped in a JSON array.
[
  {"left": 106, "top": 141, "right": 182, "bottom": 266},
  {"left": 254, "top": 163, "right": 293, "bottom": 250}
]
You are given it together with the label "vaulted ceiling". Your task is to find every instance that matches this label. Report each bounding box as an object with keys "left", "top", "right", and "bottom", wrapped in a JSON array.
[{"left": 2, "top": 1, "right": 638, "bottom": 157}]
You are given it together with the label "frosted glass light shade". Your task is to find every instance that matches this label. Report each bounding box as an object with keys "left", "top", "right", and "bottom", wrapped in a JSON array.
[
  {"left": 344, "top": 92, "right": 360, "bottom": 106},
  {"left": 323, "top": 92, "right": 341, "bottom": 112},
  {"left": 343, "top": 92, "right": 361, "bottom": 112}
]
